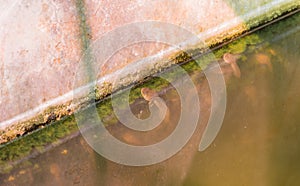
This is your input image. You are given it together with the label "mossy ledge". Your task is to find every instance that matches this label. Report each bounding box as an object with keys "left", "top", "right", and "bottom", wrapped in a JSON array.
[{"left": 0, "top": 3, "right": 299, "bottom": 145}]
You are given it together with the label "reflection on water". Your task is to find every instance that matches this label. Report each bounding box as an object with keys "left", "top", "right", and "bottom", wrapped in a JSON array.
[{"left": 1, "top": 12, "right": 300, "bottom": 186}]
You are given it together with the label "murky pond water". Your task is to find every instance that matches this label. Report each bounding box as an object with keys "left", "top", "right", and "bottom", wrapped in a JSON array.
[{"left": 1, "top": 11, "right": 300, "bottom": 186}]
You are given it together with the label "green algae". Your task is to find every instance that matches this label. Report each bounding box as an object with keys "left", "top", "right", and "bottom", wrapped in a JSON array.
[
  {"left": 255, "top": 9, "right": 300, "bottom": 39},
  {"left": 0, "top": 116, "right": 78, "bottom": 174},
  {"left": 224, "top": 0, "right": 299, "bottom": 27}
]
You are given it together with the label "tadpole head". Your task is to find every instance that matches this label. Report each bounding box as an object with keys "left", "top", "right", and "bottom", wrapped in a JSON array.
[
  {"left": 223, "top": 53, "right": 240, "bottom": 64},
  {"left": 141, "top": 87, "right": 157, "bottom": 101}
]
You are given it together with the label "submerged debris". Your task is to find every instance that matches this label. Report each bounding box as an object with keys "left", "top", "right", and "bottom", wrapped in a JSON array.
[{"left": 254, "top": 53, "right": 273, "bottom": 71}]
